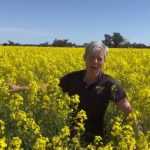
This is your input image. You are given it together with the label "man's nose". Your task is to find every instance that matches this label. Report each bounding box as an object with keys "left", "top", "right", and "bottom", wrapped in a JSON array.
[{"left": 93, "top": 58, "right": 98, "bottom": 63}]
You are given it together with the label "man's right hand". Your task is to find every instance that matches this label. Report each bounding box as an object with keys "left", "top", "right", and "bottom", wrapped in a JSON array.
[{"left": 9, "top": 85, "right": 28, "bottom": 93}]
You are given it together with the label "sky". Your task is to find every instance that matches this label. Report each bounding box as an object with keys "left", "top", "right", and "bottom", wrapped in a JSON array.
[{"left": 0, "top": 0, "right": 150, "bottom": 45}]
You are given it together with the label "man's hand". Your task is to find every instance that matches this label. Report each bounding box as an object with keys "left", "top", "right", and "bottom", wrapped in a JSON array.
[
  {"left": 8, "top": 83, "right": 50, "bottom": 93},
  {"left": 9, "top": 85, "right": 28, "bottom": 93},
  {"left": 117, "top": 98, "right": 132, "bottom": 117}
]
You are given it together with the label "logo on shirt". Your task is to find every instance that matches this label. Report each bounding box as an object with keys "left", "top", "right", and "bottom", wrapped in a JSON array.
[{"left": 95, "top": 86, "right": 105, "bottom": 94}]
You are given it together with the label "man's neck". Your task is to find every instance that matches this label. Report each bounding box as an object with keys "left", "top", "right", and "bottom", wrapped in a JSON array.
[{"left": 84, "top": 71, "right": 101, "bottom": 86}]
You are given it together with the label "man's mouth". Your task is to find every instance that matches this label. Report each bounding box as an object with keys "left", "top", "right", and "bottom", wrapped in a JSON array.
[{"left": 91, "top": 66, "right": 99, "bottom": 70}]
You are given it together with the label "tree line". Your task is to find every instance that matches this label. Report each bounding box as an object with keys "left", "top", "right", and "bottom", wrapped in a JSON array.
[{"left": 1, "top": 32, "right": 150, "bottom": 48}]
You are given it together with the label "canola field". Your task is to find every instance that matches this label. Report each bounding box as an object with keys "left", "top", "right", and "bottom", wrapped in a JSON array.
[{"left": 0, "top": 46, "right": 149, "bottom": 149}]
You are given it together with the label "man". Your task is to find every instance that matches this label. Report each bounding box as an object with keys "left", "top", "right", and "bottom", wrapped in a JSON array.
[{"left": 59, "top": 41, "right": 132, "bottom": 142}]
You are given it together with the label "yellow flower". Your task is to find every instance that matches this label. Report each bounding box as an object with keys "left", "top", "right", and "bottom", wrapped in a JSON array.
[
  {"left": 0, "top": 138, "right": 7, "bottom": 149},
  {"left": 8, "top": 137, "right": 22, "bottom": 149},
  {"left": 33, "top": 136, "right": 49, "bottom": 150}
]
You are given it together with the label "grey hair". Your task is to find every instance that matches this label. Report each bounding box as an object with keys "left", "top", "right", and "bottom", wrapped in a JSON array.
[{"left": 84, "top": 41, "right": 109, "bottom": 58}]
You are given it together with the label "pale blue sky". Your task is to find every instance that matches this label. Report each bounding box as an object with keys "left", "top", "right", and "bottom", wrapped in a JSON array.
[{"left": 0, "top": 0, "right": 150, "bottom": 45}]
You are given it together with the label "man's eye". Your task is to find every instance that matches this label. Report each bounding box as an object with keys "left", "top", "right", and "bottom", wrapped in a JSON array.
[
  {"left": 89, "top": 56, "right": 94, "bottom": 60},
  {"left": 97, "top": 57, "right": 102, "bottom": 61}
]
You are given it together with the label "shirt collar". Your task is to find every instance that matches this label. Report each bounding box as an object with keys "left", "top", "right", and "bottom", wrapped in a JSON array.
[{"left": 82, "top": 70, "right": 104, "bottom": 85}]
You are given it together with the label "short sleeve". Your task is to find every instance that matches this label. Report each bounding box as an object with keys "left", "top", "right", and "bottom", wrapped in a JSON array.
[
  {"left": 110, "top": 82, "right": 126, "bottom": 103},
  {"left": 59, "top": 75, "right": 70, "bottom": 93}
]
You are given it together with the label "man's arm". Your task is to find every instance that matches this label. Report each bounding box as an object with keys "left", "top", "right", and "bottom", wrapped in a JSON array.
[
  {"left": 117, "top": 98, "right": 132, "bottom": 117},
  {"left": 8, "top": 83, "right": 50, "bottom": 93},
  {"left": 9, "top": 85, "right": 29, "bottom": 93}
]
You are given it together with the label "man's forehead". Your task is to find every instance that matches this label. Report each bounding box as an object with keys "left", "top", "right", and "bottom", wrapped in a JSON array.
[{"left": 88, "top": 50, "right": 105, "bottom": 57}]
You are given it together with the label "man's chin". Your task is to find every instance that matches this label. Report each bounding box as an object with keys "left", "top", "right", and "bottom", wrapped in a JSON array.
[{"left": 90, "top": 69, "right": 100, "bottom": 76}]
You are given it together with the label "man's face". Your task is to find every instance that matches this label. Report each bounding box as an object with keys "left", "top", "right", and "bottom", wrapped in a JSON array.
[{"left": 84, "top": 51, "right": 105, "bottom": 76}]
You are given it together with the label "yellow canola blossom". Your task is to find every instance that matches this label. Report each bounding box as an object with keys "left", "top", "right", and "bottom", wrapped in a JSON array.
[{"left": 0, "top": 46, "right": 149, "bottom": 149}]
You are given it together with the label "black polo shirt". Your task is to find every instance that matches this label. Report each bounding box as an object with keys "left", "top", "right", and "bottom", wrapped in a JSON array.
[{"left": 59, "top": 70, "right": 126, "bottom": 136}]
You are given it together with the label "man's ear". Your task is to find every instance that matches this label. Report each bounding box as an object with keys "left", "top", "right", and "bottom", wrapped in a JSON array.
[{"left": 104, "top": 52, "right": 108, "bottom": 61}]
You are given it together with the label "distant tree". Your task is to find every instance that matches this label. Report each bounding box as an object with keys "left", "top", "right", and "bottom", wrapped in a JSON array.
[
  {"left": 123, "top": 42, "right": 131, "bottom": 48},
  {"left": 40, "top": 42, "right": 49, "bottom": 47},
  {"left": 131, "top": 42, "right": 146, "bottom": 48},
  {"left": 51, "top": 39, "right": 76, "bottom": 47},
  {"left": 15, "top": 43, "right": 20, "bottom": 46},
  {"left": 102, "top": 34, "right": 113, "bottom": 47},
  {"left": 83, "top": 43, "right": 89, "bottom": 47},
  {"left": 112, "top": 32, "right": 125, "bottom": 47},
  {"left": 2, "top": 43, "right": 8, "bottom": 46},
  {"left": 8, "top": 40, "right": 15, "bottom": 45}
]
